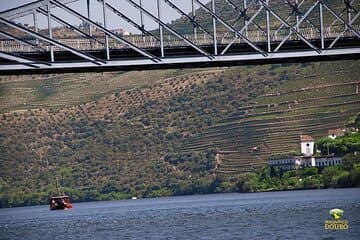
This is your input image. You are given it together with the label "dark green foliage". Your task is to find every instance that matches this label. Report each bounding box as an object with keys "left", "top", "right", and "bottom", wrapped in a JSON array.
[
  {"left": 234, "top": 154, "right": 360, "bottom": 193},
  {"left": 316, "top": 133, "right": 360, "bottom": 155},
  {"left": 354, "top": 113, "right": 360, "bottom": 129},
  {"left": 164, "top": 149, "right": 215, "bottom": 173}
]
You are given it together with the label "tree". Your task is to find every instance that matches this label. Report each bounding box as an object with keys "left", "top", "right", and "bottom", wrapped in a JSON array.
[{"left": 322, "top": 166, "right": 344, "bottom": 187}]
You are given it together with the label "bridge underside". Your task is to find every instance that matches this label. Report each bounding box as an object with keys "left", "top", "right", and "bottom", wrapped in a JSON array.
[
  {"left": 1, "top": 43, "right": 360, "bottom": 75},
  {"left": 0, "top": 0, "right": 359, "bottom": 74}
]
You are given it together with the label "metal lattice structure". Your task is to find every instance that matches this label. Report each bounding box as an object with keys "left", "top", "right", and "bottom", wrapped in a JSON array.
[{"left": 0, "top": 0, "right": 359, "bottom": 74}]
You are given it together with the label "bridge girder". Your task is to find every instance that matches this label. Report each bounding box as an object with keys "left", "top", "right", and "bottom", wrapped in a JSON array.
[{"left": 0, "top": 0, "right": 359, "bottom": 75}]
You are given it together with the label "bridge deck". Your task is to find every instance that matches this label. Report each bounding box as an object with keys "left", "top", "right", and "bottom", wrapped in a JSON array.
[{"left": 0, "top": 0, "right": 359, "bottom": 74}]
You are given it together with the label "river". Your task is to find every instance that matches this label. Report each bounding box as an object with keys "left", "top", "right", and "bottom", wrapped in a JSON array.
[{"left": 1, "top": 188, "right": 359, "bottom": 239}]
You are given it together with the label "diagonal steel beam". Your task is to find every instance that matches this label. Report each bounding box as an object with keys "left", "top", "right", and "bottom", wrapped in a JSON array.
[
  {"left": 273, "top": 0, "right": 306, "bottom": 38},
  {"left": 224, "top": 0, "right": 266, "bottom": 34},
  {"left": 124, "top": 0, "right": 213, "bottom": 59},
  {"left": 95, "top": 0, "right": 160, "bottom": 41},
  {"left": 0, "top": 0, "right": 79, "bottom": 20},
  {"left": 0, "top": 51, "right": 41, "bottom": 68},
  {"left": 330, "top": 0, "right": 357, "bottom": 27},
  {"left": 193, "top": 0, "right": 267, "bottom": 56},
  {"left": 284, "top": 0, "right": 319, "bottom": 32},
  {"left": 163, "top": 0, "right": 212, "bottom": 37},
  {"left": 51, "top": 0, "right": 160, "bottom": 62},
  {"left": 329, "top": 11, "right": 360, "bottom": 48},
  {"left": 0, "top": 31, "right": 52, "bottom": 66},
  {"left": 240, "top": 0, "right": 265, "bottom": 36},
  {"left": 37, "top": 7, "right": 104, "bottom": 45},
  {"left": 258, "top": 0, "right": 320, "bottom": 53},
  {"left": 221, "top": 5, "right": 265, "bottom": 55},
  {"left": 0, "top": 30, "right": 43, "bottom": 50},
  {"left": 274, "top": 1, "right": 320, "bottom": 52},
  {"left": 322, "top": 3, "right": 360, "bottom": 38},
  {"left": 0, "top": 16, "right": 105, "bottom": 65},
  {"left": 0, "top": 48, "right": 52, "bottom": 66}
]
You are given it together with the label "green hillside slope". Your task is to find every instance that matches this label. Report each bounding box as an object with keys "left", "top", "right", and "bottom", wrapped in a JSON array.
[
  {"left": 0, "top": 69, "right": 195, "bottom": 113},
  {"left": 183, "top": 63, "right": 360, "bottom": 174},
  {"left": 1, "top": 0, "right": 360, "bottom": 207},
  {"left": 1, "top": 60, "right": 359, "bottom": 207}
]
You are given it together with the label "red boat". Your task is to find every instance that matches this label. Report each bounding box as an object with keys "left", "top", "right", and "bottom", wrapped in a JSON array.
[{"left": 50, "top": 178, "right": 73, "bottom": 210}]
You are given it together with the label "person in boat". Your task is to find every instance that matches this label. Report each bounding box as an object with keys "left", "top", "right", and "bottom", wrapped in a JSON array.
[{"left": 51, "top": 199, "right": 57, "bottom": 207}]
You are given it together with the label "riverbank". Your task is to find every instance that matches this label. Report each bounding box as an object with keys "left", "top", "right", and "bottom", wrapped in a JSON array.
[{"left": 1, "top": 153, "right": 359, "bottom": 208}]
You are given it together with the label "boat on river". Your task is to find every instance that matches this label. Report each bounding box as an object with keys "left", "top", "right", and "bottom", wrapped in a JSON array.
[{"left": 49, "top": 178, "right": 73, "bottom": 210}]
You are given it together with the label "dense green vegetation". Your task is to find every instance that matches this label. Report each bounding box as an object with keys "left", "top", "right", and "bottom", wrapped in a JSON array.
[
  {"left": 317, "top": 132, "right": 360, "bottom": 156},
  {"left": 0, "top": 1, "right": 359, "bottom": 208},
  {"left": 236, "top": 153, "right": 360, "bottom": 192},
  {"left": 0, "top": 60, "right": 359, "bottom": 208},
  {"left": 2, "top": 152, "right": 359, "bottom": 208}
]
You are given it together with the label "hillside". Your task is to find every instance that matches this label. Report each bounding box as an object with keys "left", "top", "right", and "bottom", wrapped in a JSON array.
[
  {"left": 183, "top": 63, "right": 360, "bottom": 174},
  {"left": 1, "top": 0, "right": 360, "bottom": 207},
  {"left": 0, "top": 69, "right": 197, "bottom": 113},
  {"left": 1, "top": 59, "right": 359, "bottom": 207}
]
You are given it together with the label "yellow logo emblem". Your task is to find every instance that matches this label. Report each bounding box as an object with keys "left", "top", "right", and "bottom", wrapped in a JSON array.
[
  {"left": 325, "top": 208, "right": 348, "bottom": 230},
  {"left": 329, "top": 209, "right": 344, "bottom": 220}
]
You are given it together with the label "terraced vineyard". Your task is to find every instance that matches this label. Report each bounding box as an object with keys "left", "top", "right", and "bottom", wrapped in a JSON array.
[
  {"left": 1, "top": 0, "right": 360, "bottom": 207},
  {"left": 182, "top": 67, "right": 360, "bottom": 175},
  {"left": 1, "top": 58, "right": 359, "bottom": 206},
  {"left": 0, "top": 69, "right": 196, "bottom": 113}
]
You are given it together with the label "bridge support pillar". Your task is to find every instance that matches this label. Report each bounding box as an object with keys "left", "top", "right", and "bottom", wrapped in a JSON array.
[
  {"left": 32, "top": 11, "right": 39, "bottom": 44},
  {"left": 47, "top": 2, "right": 54, "bottom": 62},
  {"left": 295, "top": 0, "right": 299, "bottom": 31},
  {"left": 243, "top": 0, "right": 248, "bottom": 37},
  {"left": 87, "top": 0, "right": 92, "bottom": 37},
  {"left": 102, "top": 0, "right": 110, "bottom": 60},
  {"left": 157, "top": 0, "right": 164, "bottom": 57},
  {"left": 319, "top": 2, "right": 325, "bottom": 49},
  {"left": 266, "top": 0, "right": 271, "bottom": 52},
  {"left": 345, "top": 0, "right": 352, "bottom": 23},
  {"left": 140, "top": 0, "right": 144, "bottom": 38},
  {"left": 212, "top": 0, "right": 218, "bottom": 55},
  {"left": 192, "top": 0, "right": 197, "bottom": 40}
]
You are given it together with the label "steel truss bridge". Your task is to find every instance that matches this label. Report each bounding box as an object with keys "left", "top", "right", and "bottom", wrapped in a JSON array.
[{"left": 0, "top": 0, "right": 359, "bottom": 74}]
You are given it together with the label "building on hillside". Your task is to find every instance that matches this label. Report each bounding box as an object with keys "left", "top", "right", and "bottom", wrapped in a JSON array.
[
  {"left": 267, "top": 156, "right": 342, "bottom": 170},
  {"left": 328, "top": 128, "right": 345, "bottom": 139},
  {"left": 313, "top": 156, "right": 342, "bottom": 167},
  {"left": 111, "top": 28, "right": 130, "bottom": 36},
  {"left": 267, "top": 134, "right": 342, "bottom": 170},
  {"left": 267, "top": 156, "right": 311, "bottom": 170},
  {"left": 300, "top": 134, "right": 315, "bottom": 157}
]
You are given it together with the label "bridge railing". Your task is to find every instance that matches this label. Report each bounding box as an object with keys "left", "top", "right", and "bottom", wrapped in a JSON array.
[{"left": 1, "top": 24, "right": 359, "bottom": 53}]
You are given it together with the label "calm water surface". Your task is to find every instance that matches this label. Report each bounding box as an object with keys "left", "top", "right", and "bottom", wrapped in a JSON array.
[{"left": 1, "top": 188, "right": 359, "bottom": 239}]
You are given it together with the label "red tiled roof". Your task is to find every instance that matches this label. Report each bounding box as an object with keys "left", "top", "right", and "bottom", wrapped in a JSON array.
[
  {"left": 300, "top": 134, "right": 314, "bottom": 142},
  {"left": 328, "top": 128, "right": 345, "bottom": 136}
]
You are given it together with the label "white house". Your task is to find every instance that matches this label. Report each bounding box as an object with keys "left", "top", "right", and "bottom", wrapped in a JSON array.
[
  {"left": 328, "top": 128, "right": 345, "bottom": 139},
  {"left": 300, "top": 135, "right": 315, "bottom": 157},
  {"left": 112, "top": 28, "right": 130, "bottom": 36},
  {"left": 267, "top": 134, "right": 343, "bottom": 170},
  {"left": 268, "top": 156, "right": 342, "bottom": 170}
]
